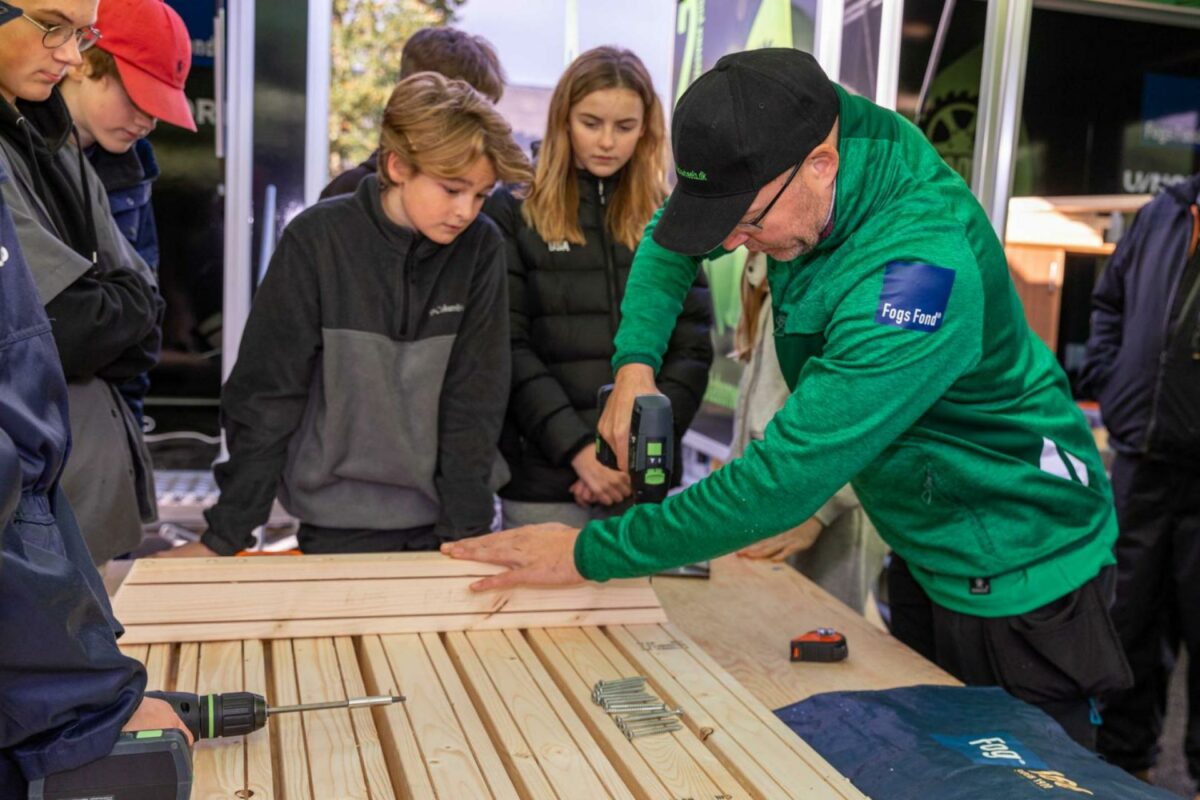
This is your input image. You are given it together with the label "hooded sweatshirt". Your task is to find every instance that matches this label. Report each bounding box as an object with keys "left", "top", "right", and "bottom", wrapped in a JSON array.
[{"left": 576, "top": 86, "right": 1117, "bottom": 618}]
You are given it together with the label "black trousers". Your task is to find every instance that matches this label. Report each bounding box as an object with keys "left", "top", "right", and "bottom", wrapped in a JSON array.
[
  {"left": 297, "top": 522, "right": 441, "bottom": 553},
  {"left": 888, "top": 555, "right": 1131, "bottom": 750},
  {"left": 1098, "top": 454, "right": 1200, "bottom": 779}
]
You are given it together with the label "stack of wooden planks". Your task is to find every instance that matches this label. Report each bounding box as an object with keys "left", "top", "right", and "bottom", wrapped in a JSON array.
[
  {"left": 112, "top": 553, "right": 668, "bottom": 644},
  {"left": 114, "top": 555, "right": 868, "bottom": 799}
]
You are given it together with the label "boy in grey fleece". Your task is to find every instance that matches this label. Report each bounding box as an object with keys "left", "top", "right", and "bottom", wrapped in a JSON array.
[{"left": 167, "top": 73, "right": 533, "bottom": 556}]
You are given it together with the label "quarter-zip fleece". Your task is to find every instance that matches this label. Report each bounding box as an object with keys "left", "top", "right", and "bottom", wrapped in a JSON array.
[
  {"left": 203, "top": 176, "right": 511, "bottom": 554},
  {"left": 577, "top": 86, "right": 1117, "bottom": 617}
]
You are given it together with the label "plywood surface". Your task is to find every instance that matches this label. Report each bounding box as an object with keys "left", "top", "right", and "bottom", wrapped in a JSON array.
[{"left": 653, "top": 555, "right": 958, "bottom": 709}]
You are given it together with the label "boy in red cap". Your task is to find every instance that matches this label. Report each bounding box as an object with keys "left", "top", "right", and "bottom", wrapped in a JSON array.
[{"left": 59, "top": 0, "right": 195, "bottom": 425}]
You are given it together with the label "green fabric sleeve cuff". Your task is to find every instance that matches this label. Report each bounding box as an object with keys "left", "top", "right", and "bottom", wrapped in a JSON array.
[
  {"left": 574, "top": 520, "right": 610, "bottom": 583},
  {"left": 611, "top": 353, "right": 662, "bottom": 374}
]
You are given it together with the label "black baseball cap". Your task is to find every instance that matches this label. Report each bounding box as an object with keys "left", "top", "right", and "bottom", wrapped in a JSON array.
[
  {"left": 654, "top": 48, "right": 839, "bottom": 256},
  {"left": 0, "top": 3, "right": 22, "bottom": 27}
]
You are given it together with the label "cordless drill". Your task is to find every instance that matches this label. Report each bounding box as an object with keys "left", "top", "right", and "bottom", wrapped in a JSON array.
[
  {"left": 27, "top": 692, "right": 403, "bottom": 800},
  {"left": 595, "top": 385, "right": 707, "bottom": 577},
  {"left": 595, "top": 384, "right": 673, "bottom": 504}
]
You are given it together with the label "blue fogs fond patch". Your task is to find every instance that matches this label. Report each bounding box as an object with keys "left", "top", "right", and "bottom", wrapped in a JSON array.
[
  {"left": 875, "top": 262, "right": 956, "bottom": 333},
  {"left": 932, "top": 733, "right": 1049, "bottom": 769}
]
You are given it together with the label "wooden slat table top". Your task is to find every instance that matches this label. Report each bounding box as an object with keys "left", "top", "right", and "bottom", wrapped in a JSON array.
[{"left": 654, "top": 555, "right": 958, "bottom": 710}]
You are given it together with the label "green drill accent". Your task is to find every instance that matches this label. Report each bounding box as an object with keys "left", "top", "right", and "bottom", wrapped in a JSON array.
[
  {"left": 645, "top": 469, "right": 665, "bottom": 486},
  {"left": 207, "top": 694, "right": 215, "bottom": 739}
]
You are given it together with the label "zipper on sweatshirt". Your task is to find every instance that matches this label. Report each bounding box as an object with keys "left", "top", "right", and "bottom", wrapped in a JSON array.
[
  {"left": 596, "top": 178, "right": 622, "bottom": 336},
  {"left": 399, "top": 243, "right": 417, "bottom": 338}
]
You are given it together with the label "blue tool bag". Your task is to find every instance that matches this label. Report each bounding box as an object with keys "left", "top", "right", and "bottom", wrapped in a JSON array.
[{"left": 776, "top": 685, "right": 1178, "bottom": 799}]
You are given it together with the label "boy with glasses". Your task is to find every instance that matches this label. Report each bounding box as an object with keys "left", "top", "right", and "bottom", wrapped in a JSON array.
[{"left": 0, "top": 0, "right": 164, "bottom": 568}]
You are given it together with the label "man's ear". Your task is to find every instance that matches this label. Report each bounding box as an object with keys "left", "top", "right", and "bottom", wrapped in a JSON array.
[{"left": 805, "top": 144, "right": 839, "bottom": 189}]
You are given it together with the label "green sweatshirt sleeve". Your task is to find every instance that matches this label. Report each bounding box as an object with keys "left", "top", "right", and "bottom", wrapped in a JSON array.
[
  {"left": 612, "top": 203, "right": 718, "bottom": 372},
  {"left": 576, "top": 259, "right": 985, "bottom": 580}
]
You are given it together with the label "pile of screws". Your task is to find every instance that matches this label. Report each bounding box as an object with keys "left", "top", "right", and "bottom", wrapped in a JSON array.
[{"left": 591, "top": 677, "right": 683, "bottom": 739}]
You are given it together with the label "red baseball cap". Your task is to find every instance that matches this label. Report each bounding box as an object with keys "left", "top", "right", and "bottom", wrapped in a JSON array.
[{"left": 96, "top": 0, "right": 197, "bottom": 132}]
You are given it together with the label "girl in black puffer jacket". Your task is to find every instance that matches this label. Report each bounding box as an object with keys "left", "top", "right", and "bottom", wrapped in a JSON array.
[{"left": 488, "top": 46, "right": 713, "bottom": 529}]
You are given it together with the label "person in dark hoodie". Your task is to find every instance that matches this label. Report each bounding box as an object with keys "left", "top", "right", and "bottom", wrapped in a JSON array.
[
  {"left": 0, "top": 0, "right": 163, "bottom": 568},
  {"left": 1079, "top": 173, "right": 1200, "bottom": 787},
  {"left": 160, "top": 72, "right": 533, "bottom": 558},
  {"left": 487, "top": 47, "right": 712, "bottom": 528},
  {"left": 58, "top": 0, "right": 197, "bottom": 426},
  {"left": 320, "top": 26, "right": 505, "bottom": 200},
  {"left": 0, "top": 31, "right": 191, "bottom": 784}
]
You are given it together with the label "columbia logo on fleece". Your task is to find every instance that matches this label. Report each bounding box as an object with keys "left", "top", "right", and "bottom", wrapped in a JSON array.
[
  {"left": 548, "top": 241, "right": 571, "bottom": 252},
  {"left": 429, "top": 304, "right": 464, "bottom": 317},
  {"left": 0, "top": 245, "right": 8, "bottom": 267},
  {"left": 875, "top": 262, "right": 955, "bottom": 333}
]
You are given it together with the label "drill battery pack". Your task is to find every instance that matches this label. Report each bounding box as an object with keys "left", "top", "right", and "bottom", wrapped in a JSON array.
[{"left": 27, "top": 729, "right": 192, "bottom": 800}]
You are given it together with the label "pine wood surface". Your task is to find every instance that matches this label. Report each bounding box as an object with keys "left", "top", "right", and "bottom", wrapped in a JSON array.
[
  {"left": 650, "top": 555, "right": 958, "bottom": 710},
  {"left": 109, "top": 553, "right": 961, "bottom": 797},
  {"left": 112, "top": 553, "right": 665, "bottom": 644},
  {"left": 120, "top": 624, "right": 868, "bottom": 799}
]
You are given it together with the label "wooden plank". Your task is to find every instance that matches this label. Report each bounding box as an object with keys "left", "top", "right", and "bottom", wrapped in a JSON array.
[
  {"left": 193, "top": 641, "right": 246, "bottom": 800},
  {"left": 118, "top": 643, "right": 149, "bottom": 663},
  {"left": 333, "top": 637, "right": 397, "bottom": 800},
  {"left": 144, "top": 644, "right": 173, "bottom": 691},
  {"left": 291, "top": 638, "right": 369, "bottom": 799},
  {"left": 503, "top": 629, "right": 639, "bottom": 800},
  {"left": 268, "top": 639, "right": 313, "bottom": 800},
  {"left": 376, "top": 634, "right": 496, "bottom": 798},
  {"left": 359, "top": 635, "right": 437, "bottom": 800},
  {"left": 419, "top": 633, "right": 522, "bottom": 800},
  {"left": 465, "top": 630, "right": 615, "bottom": 799},
  {"left": 606, "top": 626, "right": 796, "bottom": 800},
  {"left": 444, "top": 631, "right": 558, "bottom": 800},
  {"left": 574, "top": 626, "right": 751, "bottom": 800},
  {"left": 531, "top": 626, "right": 733, "bottom": 800},
  {"left": 122, "top": 552, "right": 509, "bottom": 584},
  {"left": 117, "top": 607, "right": 670, "bottom": 645},
  {"left": 176, "top": 642, "right": 200, "bottom": 693},
  {"left": 658, "top": 623, "right": 868, "bottom": 800},
  {"left": 243, "top": 640, "right": 275, "bottom": 800},
  {"left": 613, "top": 625, "right": 857, "bottom": 800},
  {"left": 114, "top": 577, "right": 661, "bottom": 625}
]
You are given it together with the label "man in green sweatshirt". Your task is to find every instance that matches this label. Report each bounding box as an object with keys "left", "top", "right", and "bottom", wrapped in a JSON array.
[{"left": 444, "top": 48, "right": 1130, "bottom": 746}]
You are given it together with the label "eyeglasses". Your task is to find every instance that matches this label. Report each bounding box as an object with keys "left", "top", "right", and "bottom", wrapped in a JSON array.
[
  {"left": 21, "top": 14, "right": 101, "bottom": 52},
  {"left": 735, "top": 162, "right": 802, "bottom": 232}
]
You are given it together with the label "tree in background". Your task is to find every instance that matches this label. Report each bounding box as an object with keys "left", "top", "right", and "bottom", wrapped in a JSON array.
[{"left": 329, "top": 0, "right": 466, "bottom": 176}]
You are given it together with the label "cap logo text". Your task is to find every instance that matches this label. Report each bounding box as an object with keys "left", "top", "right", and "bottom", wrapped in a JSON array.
[{"left": 676, "top": 167, "right": 708, "bottom": 182}]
